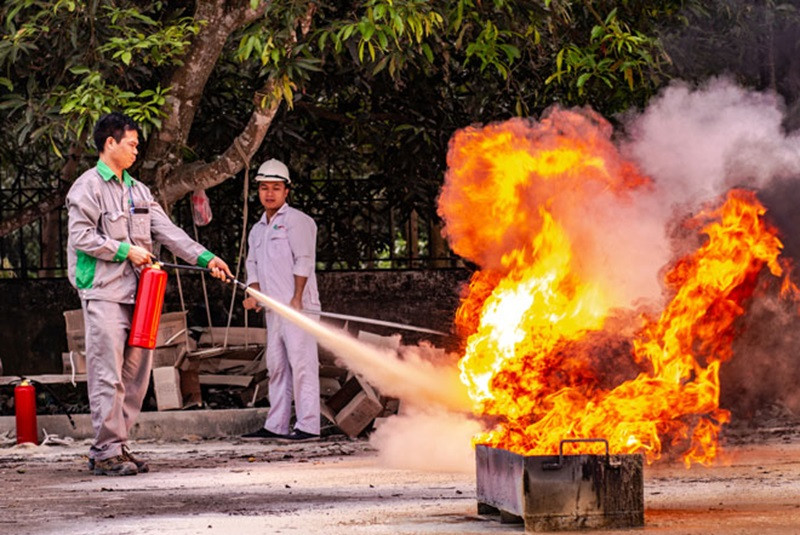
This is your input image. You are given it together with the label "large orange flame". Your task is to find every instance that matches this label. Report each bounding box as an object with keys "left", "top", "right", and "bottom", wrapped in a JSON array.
[{"left": 440, "top": 108, "right": 793, "bottom": 466}]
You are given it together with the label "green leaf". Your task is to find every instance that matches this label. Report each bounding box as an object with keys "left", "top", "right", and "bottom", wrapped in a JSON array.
[
  {"left": 363, "top": 23, "right": 375, "bottom": 42},
  {"left": 576, "top": 72, "right": 592, "bottom": 88},
  {"left": 624, "top": 67, "right": 634, "bottom": 89},
  {"left": 372, "top": 55, "right": 389, "bottom": 75},
  {"left": 421, "top": 43, "right": 433, "bottom": 63},
  {"left": 50, "top": 136, "right": 63, "bottom": 158},
  {"left": 342, "top": 24, "right": 354, "bottom": 41},
  {"left": 357, "top": 39, "right": 365, "bottom": 61}
]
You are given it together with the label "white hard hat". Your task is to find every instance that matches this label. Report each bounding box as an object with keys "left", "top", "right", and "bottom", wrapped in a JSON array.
[{"left": 255, "top": 158, "right": 291, "bottom": 184}]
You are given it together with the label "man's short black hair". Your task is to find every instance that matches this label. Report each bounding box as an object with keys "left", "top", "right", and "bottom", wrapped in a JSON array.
[{"left": 93, "top": 112, "right": 138, "bottom": 153}]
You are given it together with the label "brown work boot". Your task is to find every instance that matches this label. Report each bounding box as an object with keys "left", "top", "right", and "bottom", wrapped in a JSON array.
[
  {"left": 122, "top": 446, "right": 150, "bottom": 473},
  {"left": 93, "top": 455, "right": 137, "bottom": 476}
]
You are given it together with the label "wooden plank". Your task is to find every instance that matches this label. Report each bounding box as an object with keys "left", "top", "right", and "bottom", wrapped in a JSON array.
[
  {"left": 197, "top": 358, "right": 251, "bottom": 374},
  {"left": 198, "top": 374, "right": 253, "bottom": 387},
  {"left": 197, "top": 326, "right": 264, "bottom": 347}
]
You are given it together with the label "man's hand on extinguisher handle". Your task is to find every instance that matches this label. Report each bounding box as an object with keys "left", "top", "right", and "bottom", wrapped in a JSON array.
[
  {"left": 207, "top": 256, "right": 234, "bottom": 282},
  {"left": 127, "top": 245, "right": 155, "bottom": 266}
]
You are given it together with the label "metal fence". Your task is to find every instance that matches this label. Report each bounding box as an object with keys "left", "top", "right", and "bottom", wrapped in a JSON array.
[{"left": 0, "top": 175, "right": 462, "bottom": 279}]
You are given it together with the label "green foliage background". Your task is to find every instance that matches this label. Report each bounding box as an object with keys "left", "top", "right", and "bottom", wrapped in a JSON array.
[{"left": 1, "top": 1, "right": 799, "bottom": 275}]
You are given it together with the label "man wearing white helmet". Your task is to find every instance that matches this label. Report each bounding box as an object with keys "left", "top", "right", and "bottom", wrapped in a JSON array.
[{"left": 242, "top": 158, "right": 321, "bottom": 441}]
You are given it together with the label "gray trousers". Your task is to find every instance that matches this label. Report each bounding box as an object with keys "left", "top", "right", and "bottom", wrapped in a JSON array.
[
  {"left": 82, "top": 300, "right": 152, "bottom": 461},
  {"left": 263, "top": 312, "right": 320, "bottom": 435}
]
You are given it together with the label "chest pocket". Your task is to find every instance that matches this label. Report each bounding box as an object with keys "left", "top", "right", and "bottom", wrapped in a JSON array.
[
  {"left": 102, "top": 211, "right": 128, "bottom": 241},
  {"left": 268, "top": 229, "right": 291, "bottom": 258},
  {"left": 130, "top": 207, "right": 152, "bottom": 249}
]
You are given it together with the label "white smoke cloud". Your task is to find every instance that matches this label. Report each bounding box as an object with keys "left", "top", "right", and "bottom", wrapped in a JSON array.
[
  {"left": 369, "top": 406, "right": 483, "bottom": 473},
  {"left": 623, "top": 77, "right": 800, "bottom": 205},
  {"left": 574, "top": 77, "right": 800, "bottom": 309}
]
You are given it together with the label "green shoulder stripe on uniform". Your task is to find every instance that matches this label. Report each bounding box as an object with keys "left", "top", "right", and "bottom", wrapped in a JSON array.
[
  {"left": 197, "top": 250, "right": 215, "bottom": 268},
  {"left": 75, "top": 250, "right": 97, "bottom": 289},
  {"left": 114, "top": 242, "right": 130, "bottom": 262}
]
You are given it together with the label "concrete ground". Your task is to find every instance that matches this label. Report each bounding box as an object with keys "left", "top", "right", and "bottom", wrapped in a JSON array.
[{"left": 1, "top": 414, "right": 799, "bottom": 535}]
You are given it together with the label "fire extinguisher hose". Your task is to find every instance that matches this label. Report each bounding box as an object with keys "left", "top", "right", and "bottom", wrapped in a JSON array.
[
  {"left": 13, "top": 376, "right": 77, "bottom": 430},
  {"left": 155, "top": 261, "right": 449, "bottom": 336},
  {"left": 155, "top": 261, "right": 249, "bottom": 291}
]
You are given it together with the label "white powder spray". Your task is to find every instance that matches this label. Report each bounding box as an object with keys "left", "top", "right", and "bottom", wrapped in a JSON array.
[{"left": 243, "top": 286, "right": 471, "bottom": 413}]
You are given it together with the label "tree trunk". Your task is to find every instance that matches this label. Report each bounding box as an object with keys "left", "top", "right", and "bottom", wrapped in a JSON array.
[
  {"left": 140, "top": 0, "right": 270, "bottom": 190},
  {"left": 159, "top": 82, "right": 282, "bottom": 206},
  {"left": 0, "top": 1, "right": 320, "bottom": 238}
]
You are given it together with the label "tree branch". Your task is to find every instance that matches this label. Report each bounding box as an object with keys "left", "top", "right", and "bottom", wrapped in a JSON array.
[
  {"left": 161, "top": 81, "right": 282, "bottom": 204},
  {"left": 158, "top": 2, "right": 318, "bottom": 205},
  {"left": 140, "top": 0, "right": 271, "bottom": 185}
]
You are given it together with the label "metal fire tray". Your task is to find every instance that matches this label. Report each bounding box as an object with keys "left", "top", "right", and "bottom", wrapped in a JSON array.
[{"left": 476, "top": 439, "right": 644, "bottom": 532}]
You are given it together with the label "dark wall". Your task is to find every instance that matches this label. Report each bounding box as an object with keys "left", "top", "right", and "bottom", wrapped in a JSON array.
[{"left": 0, "top": 269, "right": 471, "bottom": 376}]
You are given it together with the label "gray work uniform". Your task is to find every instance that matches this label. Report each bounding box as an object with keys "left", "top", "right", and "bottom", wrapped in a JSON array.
[
  {"left": 66, "top": 160, "right": 216, "bottom": 461},
  {"left": 245, "top": 202, "right": 321, "bottom": 435}
]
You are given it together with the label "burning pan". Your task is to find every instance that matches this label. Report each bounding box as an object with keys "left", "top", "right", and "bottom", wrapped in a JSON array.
[{"left": 476, "top": 439, "right": 644, "bottom": 532}]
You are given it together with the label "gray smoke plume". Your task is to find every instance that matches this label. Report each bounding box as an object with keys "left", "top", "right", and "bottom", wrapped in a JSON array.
[{"left": 621, "top": 77, "right": 800, "bottom": 419}]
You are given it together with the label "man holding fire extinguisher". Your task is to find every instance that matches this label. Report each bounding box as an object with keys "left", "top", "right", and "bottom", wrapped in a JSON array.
[{"left": 66, "top": 112, "right": 232, "bottom": 476}]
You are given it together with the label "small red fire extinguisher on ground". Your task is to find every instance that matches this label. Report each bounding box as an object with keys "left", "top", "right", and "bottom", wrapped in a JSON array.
[
  {"left": 128, "top": 264, "right": 168, "bottom": 349},
  {"left": 15, "top": 379, "right": 38, "bottom": 445}
]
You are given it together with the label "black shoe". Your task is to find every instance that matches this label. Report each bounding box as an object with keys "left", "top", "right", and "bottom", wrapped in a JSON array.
[
  {"left": 241, "top": 428, "right": 287, "bottom": 440},
  {"left": 279, "top": 429, "right": 320, "bottom": 442}
]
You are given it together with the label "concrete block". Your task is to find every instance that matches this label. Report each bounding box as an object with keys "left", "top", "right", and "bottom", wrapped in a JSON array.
[
  {"left": 379, "top": 396, "right": 400, "bottom": 417},
  {"left": 239, "top": 370, "right": 269, "bottom": 407},
  {"left": 153, "top": 341, "right": 194, "bottom": 368},
  {"left": 0, "top": 408, "right": 271, "bottom": 441},
  {"left": 62, "top": 351, "right": 86, "bottom": 374},
  {"left": 180, "top": 366, "right": 202, "bottom": 408},
  {"left": 325, "top": 376, "right": 364, "bottom": 415},
  {"left": 197, "top": 326, "right": 264, "bottom": 347},
  {"left": 152, "top": 366, "right": 182, "bottom": 411},
  {"left": 334, "top": 386, "right": 383, "bottom": 438},
  {"left": 63, "top": 309, "right": 85, "bottom": 353},
  {"left": 155, "top": 311, "right": 188, "bottom": 347}
]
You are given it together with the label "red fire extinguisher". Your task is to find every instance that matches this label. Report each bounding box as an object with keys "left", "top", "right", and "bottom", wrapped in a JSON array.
[
  {"left": 128, "top": 264, "right": 168, "bottom": 349},
  {"left": 15, "top": 380, "right": 38, "bottom": 445}
]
